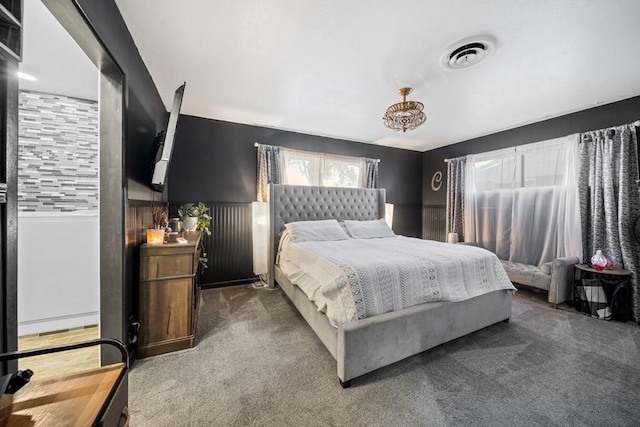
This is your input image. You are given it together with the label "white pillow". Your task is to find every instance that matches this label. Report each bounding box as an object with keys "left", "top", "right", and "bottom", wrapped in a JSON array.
[
  {"left": 285, "top": 220, "right": 350, "bottom": 243},
  {"left": 343, "top": 219, "right": 395, "bottom": 239}
]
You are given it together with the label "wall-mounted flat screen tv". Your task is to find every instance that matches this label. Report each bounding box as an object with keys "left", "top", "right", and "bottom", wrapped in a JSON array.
[{"left": 151, "top": 82, "right": 186, "bottom": 192}]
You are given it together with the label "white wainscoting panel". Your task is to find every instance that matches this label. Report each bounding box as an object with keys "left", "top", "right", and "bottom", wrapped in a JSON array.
[{"left": 18, "top": 212, "right": 100, "bottom": 336}]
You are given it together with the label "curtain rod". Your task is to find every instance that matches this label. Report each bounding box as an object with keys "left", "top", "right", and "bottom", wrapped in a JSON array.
[
  {"left": 444, "top": 155, "right": 467, "bottom": 163},
  {"left": 254, "top": 142, "right": 381, "bottom": 163},
  {"left": 443, "top": 120, "right": 640, "bottom": 163}
]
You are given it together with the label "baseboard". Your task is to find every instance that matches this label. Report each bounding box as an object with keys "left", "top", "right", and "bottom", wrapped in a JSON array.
[
  {"left": 200, "top": 277, "right": 257, "bottom": 289},
  {"left": 18, "top": 311, "right": 99, "bottom": 336}
]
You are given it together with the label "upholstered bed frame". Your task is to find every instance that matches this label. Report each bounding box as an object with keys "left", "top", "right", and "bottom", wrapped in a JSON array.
[{"left": 268, "top": 184, "right": 512, "bottom": 388}]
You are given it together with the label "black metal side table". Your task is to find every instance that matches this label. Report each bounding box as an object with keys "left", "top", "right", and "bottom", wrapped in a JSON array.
[{"left": 573, "top": 264, "right": 632, "bottom": 321}]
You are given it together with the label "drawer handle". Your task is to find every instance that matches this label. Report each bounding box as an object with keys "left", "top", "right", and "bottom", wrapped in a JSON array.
[{"left": 119, "top": 406, "right": 130, "bottom": 427}]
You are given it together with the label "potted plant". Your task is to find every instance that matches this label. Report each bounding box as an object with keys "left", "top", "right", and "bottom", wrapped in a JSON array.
[
  {"left": 178, "top": 202, "right": 211, "bottom": 233},
  {"left": 178, "top": 202, "right": 212, "bottom": 268}
]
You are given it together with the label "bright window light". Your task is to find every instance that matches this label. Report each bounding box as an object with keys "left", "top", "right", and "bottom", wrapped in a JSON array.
[
  {"left": 252, "top": 202, "right": 268, "bottom": 276},
  {"left": 385, "top": 203, "right": 394, "bottom": 228}
]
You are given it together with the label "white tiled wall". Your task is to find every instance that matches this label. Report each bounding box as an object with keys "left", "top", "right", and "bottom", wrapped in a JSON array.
[{"left": 18, "top": 90, "right": 98, "bottom": 212}]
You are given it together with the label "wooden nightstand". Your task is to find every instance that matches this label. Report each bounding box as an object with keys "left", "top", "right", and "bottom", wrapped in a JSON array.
[{"left": 138, "top": 231, "right": 202, "bottom": 357}]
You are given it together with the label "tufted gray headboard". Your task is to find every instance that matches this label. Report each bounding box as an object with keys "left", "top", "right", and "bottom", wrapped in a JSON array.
[{"left": 267, "top": 184, "right": 386, "bottom": 287}]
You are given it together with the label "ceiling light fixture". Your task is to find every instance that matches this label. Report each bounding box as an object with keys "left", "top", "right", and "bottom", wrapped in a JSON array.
[
  {"left": 382, "top": 87, "right": 426, "bottom": 133},
  {"left": 17, "top": 72, "right": 36, "bottom": 81}
]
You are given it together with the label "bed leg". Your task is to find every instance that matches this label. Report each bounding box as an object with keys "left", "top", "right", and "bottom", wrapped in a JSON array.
[
  {"left": 502, "top": 318, "right": 510, "bottom": 323},
  {"left": 339, "top": 379, "right": 351, "bottom": 389}
]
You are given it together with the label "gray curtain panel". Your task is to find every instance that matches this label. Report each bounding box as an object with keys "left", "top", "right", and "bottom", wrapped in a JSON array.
[
  {"left": 446, "top": 157, "right": 466, "bottom": 240},
  {"left": 364, "top": 158, "right": 379, "bottom": 188},
  {"left": 257, "top": 144, "right": 280, "bottom": 202},
  {"left": 579, "top": 124, "right": 640, "bottom": 321}
]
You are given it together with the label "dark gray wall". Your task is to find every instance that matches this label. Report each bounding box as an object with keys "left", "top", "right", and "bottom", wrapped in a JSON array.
[
  {"left": 167, "top": 116, "right": 424, "bottom": 286},
  {"left": 168, "top": 116, "right": 423, "bottom": 206},
  {"left": 76, "top": 0, "right": 168, "bottom": 186},
  {"left": 423, "top": 96, "right": 640, "bottom": 206}
]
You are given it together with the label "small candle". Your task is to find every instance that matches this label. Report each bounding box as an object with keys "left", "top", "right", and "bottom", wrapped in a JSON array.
[{"left": 146, "top": 229, "right": 165, "bottom": 245}]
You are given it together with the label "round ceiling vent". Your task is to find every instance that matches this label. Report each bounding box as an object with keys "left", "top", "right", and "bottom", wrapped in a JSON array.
[{"left": 441, "top": 36, "right": 496, "bottom": 70}]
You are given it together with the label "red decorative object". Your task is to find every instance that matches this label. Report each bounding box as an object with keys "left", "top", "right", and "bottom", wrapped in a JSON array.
[{"left": 591, "top": 250, "right": 607, "bottom": 271}]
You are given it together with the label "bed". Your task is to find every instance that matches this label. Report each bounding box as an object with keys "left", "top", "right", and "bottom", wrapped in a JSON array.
[{"left": 267, "top": 184, "right": 514, "bottom": 387}]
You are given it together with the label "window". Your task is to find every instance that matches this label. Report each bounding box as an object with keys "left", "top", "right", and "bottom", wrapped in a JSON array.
[
  {"left": 322, "top": 154, "right": 362, "bottom": 187},
  {"left": 281, "top": 148, "right": 365, "bottom": 188},
  {"left": 282, "top": 150, "right": 321, "bottom": 186},
  {"left": 465, "top": 134, "right": 581, "bottom": 266},
  {"left": 470, "top": 138, "right": 568, "bottom": 192},
  {"left": 472, "top": 154, "right": 517, "bottom": 192},
  {"left": 515, "top": 141, "right": 567, "bottom": 188}
]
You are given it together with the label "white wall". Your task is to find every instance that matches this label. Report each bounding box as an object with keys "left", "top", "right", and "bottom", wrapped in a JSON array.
[{"left": 18, "top": 212, "right": 99, "bottom": 336}]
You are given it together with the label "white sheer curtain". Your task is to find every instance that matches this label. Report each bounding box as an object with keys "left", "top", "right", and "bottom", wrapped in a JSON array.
[
  {"left": 464, "top": 134, "right": 582, "bottom": 266},
  {"left": 554, "top": 135, "right": 582, "bottom": 261},
  {"left": 464, "top": 147, "right": 516, "bottom": 260}
]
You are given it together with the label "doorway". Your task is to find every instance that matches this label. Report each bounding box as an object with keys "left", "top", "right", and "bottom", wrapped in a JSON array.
[
  {"left": 16, "top": 0, "right": 100, "bottom": 374},
  {"left": 1, "top": 0, "right": 126, "bottom": 372}
]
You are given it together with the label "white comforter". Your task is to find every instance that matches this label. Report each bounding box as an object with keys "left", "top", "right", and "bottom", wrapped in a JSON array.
[{"left": 278, "top": 235, "right": 516, "bottom": 327}]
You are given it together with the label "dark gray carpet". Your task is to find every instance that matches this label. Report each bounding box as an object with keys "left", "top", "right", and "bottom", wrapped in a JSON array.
[{"left": 129, "top": 284, "right": 640, "bottom": 426}]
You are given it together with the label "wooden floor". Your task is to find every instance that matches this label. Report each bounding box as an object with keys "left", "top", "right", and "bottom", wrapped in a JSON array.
[{"left": 17, "top": 325, "right": 99, "bottom": 376}]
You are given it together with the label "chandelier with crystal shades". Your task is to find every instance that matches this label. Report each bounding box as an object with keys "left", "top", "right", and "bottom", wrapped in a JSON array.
[{"left": 382, "top": 87, "right": 426, "bottom": 133}]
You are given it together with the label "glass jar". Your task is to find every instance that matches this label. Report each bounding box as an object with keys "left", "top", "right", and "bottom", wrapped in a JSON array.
[{"left": 591, "top": 249, "right": 607, "bottom": 271}]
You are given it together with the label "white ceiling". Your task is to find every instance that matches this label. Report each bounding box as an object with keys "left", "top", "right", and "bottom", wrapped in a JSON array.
[
  {"left": 20, "top": 0, "right": 98, "bottom": 101},
  {"left": 114, "top": 0, "right": 640, "bottom": 152}
]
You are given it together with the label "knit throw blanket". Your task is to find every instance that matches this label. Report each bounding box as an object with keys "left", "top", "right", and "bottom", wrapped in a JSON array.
[{"left": 279, "top": 236, "right": 516, "bottom": 327}]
